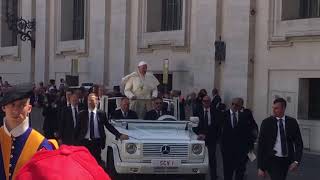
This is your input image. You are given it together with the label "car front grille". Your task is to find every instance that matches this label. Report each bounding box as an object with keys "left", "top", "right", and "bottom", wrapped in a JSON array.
[{"left": 142, "top": 143, "right": 189, "bottom": 160}]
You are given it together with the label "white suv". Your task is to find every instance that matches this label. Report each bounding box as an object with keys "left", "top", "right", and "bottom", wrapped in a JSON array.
[{"left": 100, "top": 97, "right": 209, "bottom": 180}]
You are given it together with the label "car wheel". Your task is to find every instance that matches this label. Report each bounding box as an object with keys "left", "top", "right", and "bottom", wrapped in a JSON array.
[{"left": 106, "top": 147, "right": 123, "bottom": 180}]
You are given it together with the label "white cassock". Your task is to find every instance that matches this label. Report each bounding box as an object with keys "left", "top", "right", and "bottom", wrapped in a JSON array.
[{"left": 122, "top": 71, "right": 160, "bottom": 118}]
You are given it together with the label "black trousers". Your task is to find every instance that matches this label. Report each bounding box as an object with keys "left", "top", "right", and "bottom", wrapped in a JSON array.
[
  {"left": 221, "top": 150, "right": 248, "bottom": 180},
  {"left": 80, "top": 139, "right": 102, "bottom": 164},
  {"left": 208, "top": 144, "right": 217, "bottom": 180},
  {"left": 267, "top": 156, "right": 290, "bottom": 180}
]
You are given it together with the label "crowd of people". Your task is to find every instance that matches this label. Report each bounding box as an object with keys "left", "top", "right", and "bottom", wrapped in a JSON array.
[{"left": 0, "top": 61, "right": 304, "bottom": 180}]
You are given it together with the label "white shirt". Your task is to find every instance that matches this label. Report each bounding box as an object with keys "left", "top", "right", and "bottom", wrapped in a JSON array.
[
  {"left": 229, "top": 109, "right": 238, "bottom": 128},
  {"left": 4, "top": 117, "right": 29, "bottom": 137},
  {"left": 274, "top": 116, "right": 287, "bottom": 157},
  {"left": 203, "top": 108, "right": 211, "bottom": 125},
  {"left": 71, "top": 105, "right": 78, "bottom": 128},
  {"left": 85, "top": 108, "right": 101, "bottom": 140}
]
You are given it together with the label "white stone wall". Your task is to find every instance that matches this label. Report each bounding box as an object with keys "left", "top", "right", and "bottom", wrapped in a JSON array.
[
  {"left": 47, "top": 0, "right": 108, "bottom": 86},
  {"left": 253, "top": 0, "right": 320, "bottom": 152},
  {"left": 219, "top": 0, "right": 253, "bottom": 106},
  {"left": 129, "top": 0, "right": 217, "bottom": 95},
  {"left": 0, "top": 0, "right": 33, "bottom": 84},
  {"left": 2, "top": 0, "right": 320, "bottom": 152},
  {"left": 108, "top": 0, "right": 127, "bottom": 86}
]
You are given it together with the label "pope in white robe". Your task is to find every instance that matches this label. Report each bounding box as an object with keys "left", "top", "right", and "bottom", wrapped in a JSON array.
[{"left": 121, "top": 61, "right": 160, "bottom": 118}]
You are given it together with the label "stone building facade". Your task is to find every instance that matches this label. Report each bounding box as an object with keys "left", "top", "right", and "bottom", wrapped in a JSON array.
[{"left": 1, "top": 0, "right": 320, "bottom": 152}]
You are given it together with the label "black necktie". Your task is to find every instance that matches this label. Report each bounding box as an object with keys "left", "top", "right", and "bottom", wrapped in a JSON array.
[
  {"left": 232, "top": 112, "right": 237, "bottom": 128},
  {"left": 279, "top": 119, "right": 288, "bottom": 156},
  {"left": 123, "top": 112, "right": 127, "bottom": 118},
  {"left": 204, "top": 110, "right": 209, "bottom": 127},
  {"left": 90, "top": 112, "right": 95, "bottom": 140}
]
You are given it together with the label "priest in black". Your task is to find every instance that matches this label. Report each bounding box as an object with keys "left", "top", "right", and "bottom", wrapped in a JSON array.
[
  {"left": 258, "top": 98, "right": 303, "bottom": 180},
  {"left": 111, "top": 97, "right": 138, "bottom": 119}
]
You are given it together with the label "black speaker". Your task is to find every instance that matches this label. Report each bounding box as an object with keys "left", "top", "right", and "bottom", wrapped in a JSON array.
[
  {"left": 65, "top": 75, "right": 79, "bottom": 86},
  {"left": 215, "top": 36, "right": 226, "bottom": 62}
]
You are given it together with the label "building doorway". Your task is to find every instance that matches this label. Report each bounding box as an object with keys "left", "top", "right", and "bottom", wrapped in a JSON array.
[{"left": 154, "top": 73, "right": 173, "bottom": 94}]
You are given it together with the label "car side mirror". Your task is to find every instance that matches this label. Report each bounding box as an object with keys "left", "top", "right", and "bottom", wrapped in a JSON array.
[{"left": 189, "top": 116, "right": 199, "bottom": 127}]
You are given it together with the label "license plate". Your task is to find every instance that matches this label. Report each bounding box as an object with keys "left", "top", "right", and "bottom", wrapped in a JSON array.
[{"left": 151, "top": 159, "right": 181, "bottom": 167}]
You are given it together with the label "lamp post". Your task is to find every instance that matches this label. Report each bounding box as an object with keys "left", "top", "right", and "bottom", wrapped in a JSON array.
[{"left": 5, "top": 0, "right": 36, "bottom": 48}]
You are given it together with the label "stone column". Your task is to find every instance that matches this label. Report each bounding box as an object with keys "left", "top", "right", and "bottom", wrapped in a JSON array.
[
  {"left": 108, "top": 0, "right": 128, "bottom": 86},
  {"left": 221, "top": 0, "right": 255, "bottom": 107},
  {"left": 34, "top": 0, "right": 49, "bottom": 83}
]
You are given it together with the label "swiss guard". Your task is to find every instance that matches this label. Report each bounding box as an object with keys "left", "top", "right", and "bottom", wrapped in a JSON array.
[{"left": 0, "top": 83, "right": 58, "bottom": 180}]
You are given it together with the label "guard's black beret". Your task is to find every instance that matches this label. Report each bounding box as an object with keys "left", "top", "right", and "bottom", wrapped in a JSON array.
[{"left": 0, "top": 83, "right": 33, "bottom": 107}]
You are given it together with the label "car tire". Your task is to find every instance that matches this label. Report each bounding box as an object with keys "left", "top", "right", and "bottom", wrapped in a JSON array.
[{"left": 106, "top": 147, "right": 123, "bottom": 180}]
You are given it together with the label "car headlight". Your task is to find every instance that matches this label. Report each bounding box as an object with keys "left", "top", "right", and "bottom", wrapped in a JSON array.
[
  {"left": 126, "top": 143, "right": 137, "bottom": 154},
  {"left": 192, "top": 144, "right": 203, "bottom": 155}
]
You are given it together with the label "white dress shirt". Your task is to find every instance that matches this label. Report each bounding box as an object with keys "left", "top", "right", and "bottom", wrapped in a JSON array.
[
  {"left": 85, "top": 108, "right": 101, "bottom": 140},
  {"left": 229, "top": 109, "right": 238, "bottom": 128},
  {"left": 203, "top": 108, "right": 211, "bottom": 125},
  {"left": 274, "top": 116, "right": 287, "bottom": 157},
  {"left": 4, "top": 117, "right": 29, "bottom": 137}
]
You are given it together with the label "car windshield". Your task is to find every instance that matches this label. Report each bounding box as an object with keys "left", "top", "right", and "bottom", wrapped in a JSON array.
[{"left": 99, "top": 97, "right": 182, "bottom": 121}]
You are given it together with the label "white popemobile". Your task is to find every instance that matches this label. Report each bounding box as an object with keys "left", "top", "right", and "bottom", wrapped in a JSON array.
[{"left": 100, "top": 97, "right": 208, "bottom": 180}]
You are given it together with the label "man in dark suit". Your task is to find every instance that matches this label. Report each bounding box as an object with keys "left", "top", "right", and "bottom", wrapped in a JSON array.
[
  {"left": 58, "top": 92, "right": 83, "bottom": 145},
  {"left": 111, "top": 97, "right": 138, "bottom": 119},
  {"left": 211, "top": 88, "right": 222, "bottom": 110},
  {"left": 75, "top": 93, "right": 129, "bottom": 163},
  {"left": 220, "top": 97, "right": 258, "bottom": 180},
  {"left": 30, "top": 88, "right": 45, "bottom": 108},
  {"left": 0, "top": 108, "right": 4, "bottom": 126},
  {"left": 193, "top": 95, "right": 221, "bottom": 180},
  {"left": 76, "top": 87, "right": 88, "bottom": 110},
  {"left": 144, "top": 97, "right": 171, "bottom": 120},
  {"left": 42, "top": 92, "right": 59, "bottom": 139},
  {"left": 239, "top": 98, "right": 259, "bottom": 148},
  {"left": 107, "top": 86, "right": 125, "bottom": 117},
  {"left": 258, "top": 98, "right": 303, "bottom": 180}
]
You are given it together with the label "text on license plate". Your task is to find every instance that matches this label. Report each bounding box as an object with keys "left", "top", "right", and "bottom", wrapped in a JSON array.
[{"left": 151, "top": 159, "right": 181, "bottom": 167}]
